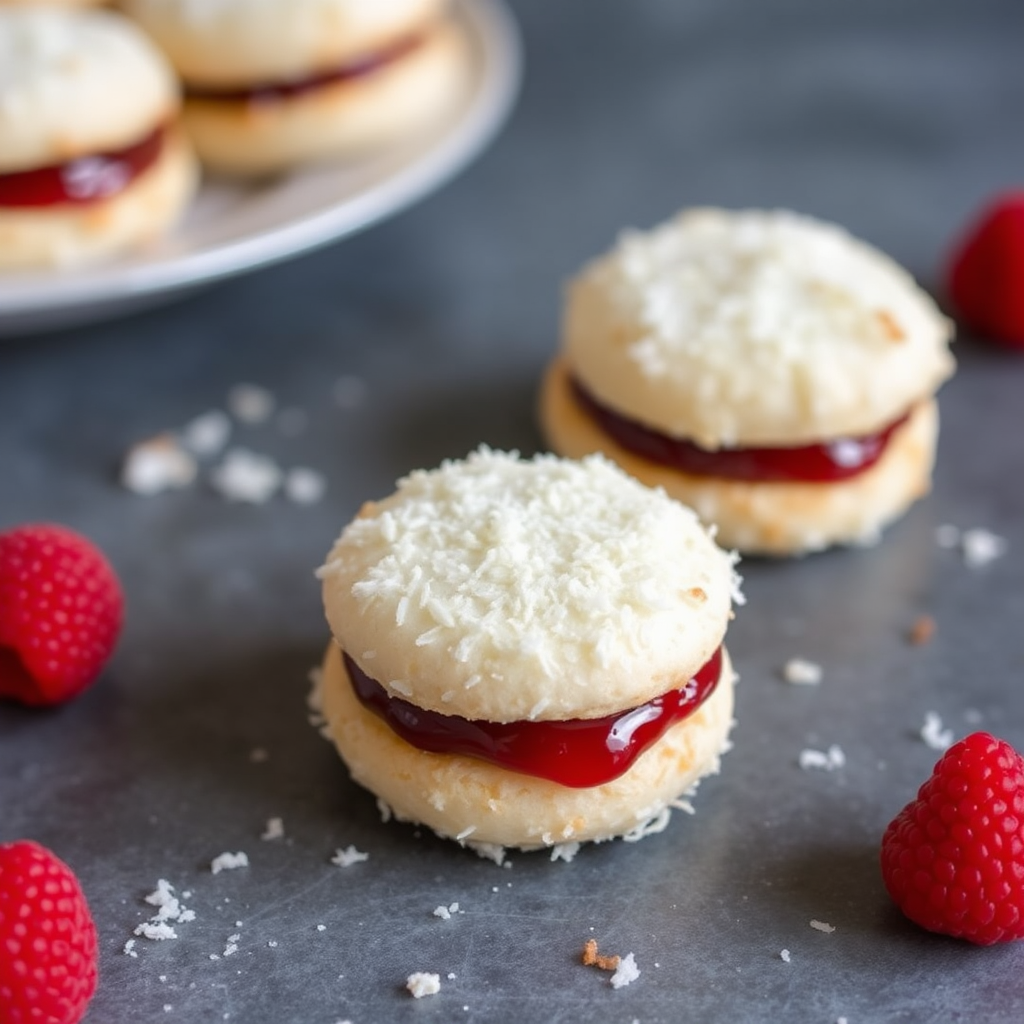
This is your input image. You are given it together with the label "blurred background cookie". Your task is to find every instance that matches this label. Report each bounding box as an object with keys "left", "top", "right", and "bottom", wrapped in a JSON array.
[
  {"left": 316, "top": 448, "right": 742, "bottom": 852},
  {"left": 120, "top": 0, "right": 471, "bottom": 176},
  {"left": 540, "top": 207, "right": 956, "bottom": 556},
  {"left": 0, "top": 7, "right": 197, "bottom": 269}
]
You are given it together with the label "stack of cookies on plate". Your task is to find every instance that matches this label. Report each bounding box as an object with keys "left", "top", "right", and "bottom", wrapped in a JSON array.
[{"left": 0, "top": 0, "right": 471, "bottom": 268}]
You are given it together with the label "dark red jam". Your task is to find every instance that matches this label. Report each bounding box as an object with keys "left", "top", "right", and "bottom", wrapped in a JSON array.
[
  {"left": 0, "top": 127, "right": 165, "bottom": 209},
  {"left": 185, "top": 35, "right": 421, "bottom": 105},
  {"left": 571, "top": 376, "right": 908, "bottom": 484},
  {"left": 343, "top": 647, "right": 723, "bottom": 788}
]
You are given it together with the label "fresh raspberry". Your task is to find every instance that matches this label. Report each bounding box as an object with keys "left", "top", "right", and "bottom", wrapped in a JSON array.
[
  {"left": 0, "top": 523, "right": 123, "bottom": 706},
  {"left": 945, "top": 190, "right": 1024, "bottom": 347},
  {"left": 880, "top": 731, "right": 1024, "bottom": 945},
  {"left": 0, "top": 840, "right": 98, "bottom": 1024}
]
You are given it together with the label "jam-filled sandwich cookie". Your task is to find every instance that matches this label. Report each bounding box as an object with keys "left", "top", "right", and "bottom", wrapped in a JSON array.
[
  {"left": 120, "top": 0, "right": 470, "bottom": 176},
  {"left": 0, "top": 8, "right": 197, "bottom": 270},
  {"left": 540, "top": 208, "right": 956, "bottom": 556},
  {"left": 315, "top": 448, "right": 742, "bottom": 853}
]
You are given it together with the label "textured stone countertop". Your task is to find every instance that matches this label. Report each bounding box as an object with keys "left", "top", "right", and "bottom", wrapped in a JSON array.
[{"left": 2, "top": 1, "right": 1024, "bottom": 1021}]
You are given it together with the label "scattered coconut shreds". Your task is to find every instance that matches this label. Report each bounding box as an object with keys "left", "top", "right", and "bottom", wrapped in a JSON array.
[
  {"left": 333, "top": 375, "right": 368, "bottom": 411},
  {"left": 921, "top": 711, "right": 954, "bottom": 751},
  {"left": 181, "top": 410, "right": 232, "bottom": 457},
  {"left": 284, "top": 466, "right": 327, "bottom": 505},
  {"left": 782, "top": 658, "right": 822, "bottom": 686},
  {"left": 433, "top": 902, "right": 461, "bottom": 921},
  {"left": 209, "top": 448, "right": 283, "bottom": 504},
  {"left": 936, "top": 524, "right": 1008, "bottom": 567},
  {"left": 551, "top": 842, "right": 581, "bottom": 864},
  {"left": 962, "top": 528, "right": 1007, "bottom": 569},
  {"left": 261, "top": 817, "right": 284, "bottom": 841},
  {"left": 780, "top": 949, "right": 791, "bottom": 963},
  {"left": 331, "top": 845, "right": 369, "bottom": 868},
  {"left": 133, "top": 880, "right": 195, "bottom": 944},
  {"left": 907, "top": 614, "right": 936, "bottom": 646},
  {"left": 211, "top": 852, "right": 249, "bottom": 875},
  {"left": 227, "top": 383, "right": 276, "bottom": 424},
  {"left": 223, "top": 934, "right": 241, "bottom": 957},
  {"left": 122, "top": 434, "right": 198, "bottom": 495},
  {"left": 124, "top": 939, "right": 138, "bottom": 958},
  {"left": 610, "top": 953, "right": 640, "bottom": 989},
  {"left": 810, "top": 919, "right": 836, "bottom": 934},
  {"left": 406, "top": 972, "right": 441, "bottom": 999},
  {"left": 799, "top": 745, "right": 846, "bottom": 771},
  {"left": 582, "top": 939, "right": 621, "bottom": 972}
]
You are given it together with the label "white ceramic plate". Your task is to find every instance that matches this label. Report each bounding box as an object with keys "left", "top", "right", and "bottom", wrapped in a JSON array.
[{"left": 0, "top": 0, "right": 520, "bottom": 338}]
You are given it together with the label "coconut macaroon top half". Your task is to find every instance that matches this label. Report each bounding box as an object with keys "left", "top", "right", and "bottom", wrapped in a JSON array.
[
  {"left": 319, "top": 447, "right": 742, "bottom": 725},
  {"left": 564, "top": 207, "right": 954, "bottom": 450}
]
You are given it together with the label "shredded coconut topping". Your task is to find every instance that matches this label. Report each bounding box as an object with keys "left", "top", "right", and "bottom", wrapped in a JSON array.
[{"left": 810, "top": 919, "right": 836, "bottom": 934}]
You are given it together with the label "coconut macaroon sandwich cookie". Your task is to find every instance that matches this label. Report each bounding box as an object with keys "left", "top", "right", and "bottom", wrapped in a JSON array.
[
  {"left": 0, "top": 8, "right": 197, "bottom": 270},
  {"left": 120, "top": 0, "right": 470, "bottom": 176},
  {"left": 315, "top": 448, "right": 742, "bottom": 853},
  {"left": 540, "top": 207, "right": 956, "bottom": 556}
]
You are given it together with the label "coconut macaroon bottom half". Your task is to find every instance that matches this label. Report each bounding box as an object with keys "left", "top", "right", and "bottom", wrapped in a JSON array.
[
  {"left": 315, "top": 449, "right": 742, "bottom": 853},
  {"left": 540, "top": 208, "right": 956, "bottom": 557}
]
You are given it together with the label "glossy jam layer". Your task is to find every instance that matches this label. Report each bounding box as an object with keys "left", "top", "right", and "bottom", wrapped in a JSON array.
[
  {"left": 0, "top": 127, "right": 164, "bottom": 209},
  {"left": 344, "top": 647, "right": 723, "bottom": 788},
  {"left": 571, "top": 376, "right": 908, "bottom": 483},
  {"left": 186, "top": 36, "right": 420, "bottom": 104}
]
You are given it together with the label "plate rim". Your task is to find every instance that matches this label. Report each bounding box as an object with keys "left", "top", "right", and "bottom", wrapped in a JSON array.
[{"left": 0, "top": 0, "right": 521, "bottom": 321}]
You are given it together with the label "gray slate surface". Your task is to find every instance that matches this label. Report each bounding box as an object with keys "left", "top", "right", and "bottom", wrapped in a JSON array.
[{"left": 3, "top": 1, "right": 1024, "bottom": 1021}]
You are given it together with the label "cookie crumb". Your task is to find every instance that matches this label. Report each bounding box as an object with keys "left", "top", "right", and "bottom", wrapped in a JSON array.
[
  {"left": 962, "top": 528, "right": 1007, "bottom": 568},
  {"left": 406, "top": 972, "right": 441, "bottom": 998},
  {"left": 799, "top": 745, "right": 845, "bottom": 771},
  {"left": 782, "top": 658, "right": 822, "bottom": 685},
  {"left": 181, "top": 410, "right": 231, "bottom": 457},
  {"left": 582, "top": 938, "right": 621, "bottom": 971},
  {"left": 921, "top": 711, "right": 954, "bottom": 751},
  {"left": 210, "top": 852, "right": 249, "bottom": 875},
  {"left": 331, "top": 845, "right": 369, "bottom": 868},
  {"left": 209, "top": 449, "right": 282, "bottom": 504},
  {"left": 907, "top": 615, "right": 935, "bottom": 646},
  {"left": 284, "top": 466, "right": 326, "bottom": 505},
  {"left": 122, "top": 434, "right": 197, "bottom": 495}
]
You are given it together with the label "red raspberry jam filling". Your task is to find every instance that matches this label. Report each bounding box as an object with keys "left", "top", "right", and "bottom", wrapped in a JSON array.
[
  {"left": 185, "top": 36, "right": 421, "bottom": 105},
  {"left": 343, "top": 647, "right": 723, "bottom": 788},
  {"left": 0, "top": 127, "right": 165, "bottom": 209},
  {"left": 570, "top": 376, "right": 909, "bottom": 483}
]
